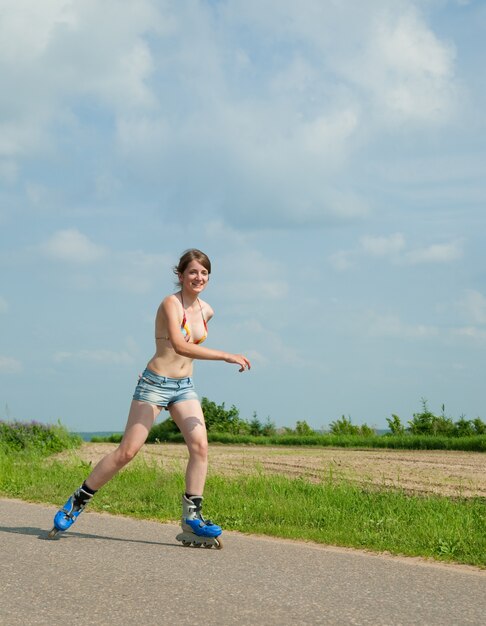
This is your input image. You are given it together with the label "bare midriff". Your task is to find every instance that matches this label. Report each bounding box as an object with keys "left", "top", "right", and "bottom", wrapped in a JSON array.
[{"left": 145, "top": 337, "right": 194, "bottom": 379}]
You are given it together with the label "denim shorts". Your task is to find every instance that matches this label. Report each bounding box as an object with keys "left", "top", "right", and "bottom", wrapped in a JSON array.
[{"left": 132, "top": 368, "right": 199, "bottom": 409}]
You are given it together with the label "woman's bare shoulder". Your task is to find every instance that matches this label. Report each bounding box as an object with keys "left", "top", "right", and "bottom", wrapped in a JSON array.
[
  {"left": 157, "top": 294, "right": 181, "bottom": 315},
  {"left": 199, "top": 298, "right": 214, "bottom": 320}
]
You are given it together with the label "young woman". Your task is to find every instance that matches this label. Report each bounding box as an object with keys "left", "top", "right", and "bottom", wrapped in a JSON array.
[{"left": 49, "top": 249, "right": 251, "bottom": 548}]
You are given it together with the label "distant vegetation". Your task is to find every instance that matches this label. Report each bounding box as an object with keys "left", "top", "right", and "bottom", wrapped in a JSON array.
[
  {"left": 0, "top": 420, "right": 81, "bottom": 456},
  {"left": 387, "top": 399, "right": 486, "bottom": 437},
  {"left": 89, "top": 398, "right": 486, "bottom": 452}
]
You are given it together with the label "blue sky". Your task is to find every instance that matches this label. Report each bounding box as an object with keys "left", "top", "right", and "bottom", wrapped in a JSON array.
[{"left": 1, "top": 0, "right": 485, "bottom": 432}]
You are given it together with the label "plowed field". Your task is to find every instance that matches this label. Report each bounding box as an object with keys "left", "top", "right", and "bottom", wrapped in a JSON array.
[{"left": 56, "top": 443, "right": 486, "bottom": 498}]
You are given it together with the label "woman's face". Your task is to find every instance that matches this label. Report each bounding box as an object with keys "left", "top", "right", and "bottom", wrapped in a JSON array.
[{"left": 179, "top": 260, "right": 209, "bottom": 294}]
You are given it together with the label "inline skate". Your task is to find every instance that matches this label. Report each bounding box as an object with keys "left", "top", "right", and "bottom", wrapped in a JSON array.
[
  {"left": 47, "top": 485, "right": 93, "bottom": 539},
  {"left": 175, "top": 494, "right": 223, "bottom": 549}
]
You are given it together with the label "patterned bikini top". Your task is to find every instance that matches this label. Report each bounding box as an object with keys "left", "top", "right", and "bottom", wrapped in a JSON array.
[
  {"left": 162, "top": 295, "right": 208, "bottom": 345},
  {"left": 180, "top": 295, "right": 208, "bottom": 344}
]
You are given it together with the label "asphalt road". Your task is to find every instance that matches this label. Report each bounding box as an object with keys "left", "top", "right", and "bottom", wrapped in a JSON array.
[{"left": 1, "top": 498, "right": 485, "bottom": 626}]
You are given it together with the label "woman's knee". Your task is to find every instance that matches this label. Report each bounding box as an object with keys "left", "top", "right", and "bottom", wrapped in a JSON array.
[
  {"left": 188, "top": 438, "right": 208, "bottom": 461},
  {"left": 114, "top": 445, "right": 140, "bottom": 467}
]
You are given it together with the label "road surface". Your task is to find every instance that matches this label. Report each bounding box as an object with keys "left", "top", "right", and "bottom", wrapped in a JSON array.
[{"left": 1, "top": 498, "right": 485, "bottom": 625}]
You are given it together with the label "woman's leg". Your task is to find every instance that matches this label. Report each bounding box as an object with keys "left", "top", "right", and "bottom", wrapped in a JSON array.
[
  {"left": 85, "top": 400, "right": 160, "bottom": 491},
  {"left": 169, "top": 399, "right": 208, "bottom": 495}
]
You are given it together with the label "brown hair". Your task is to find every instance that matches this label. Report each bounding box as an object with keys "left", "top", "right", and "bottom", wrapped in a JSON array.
[{"left": 173, "top": 249, "right": 211, "bottom": 284}]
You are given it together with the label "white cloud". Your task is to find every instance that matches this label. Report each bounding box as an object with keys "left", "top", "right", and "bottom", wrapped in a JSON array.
[
  {"left": 0, "top": 159, "right": 18, "bottom": 184},
  {"left": 0, "top": 1, "right": 464, "bottom": 230},
  {"left": 94, "top": 172, "right": 122, "bottom": 200},
  {"left": 378, "top": 12, "right": 455, "bottom": 120},
  {"left": 226, "top": 1, "right": 458, "bottom": 126},
  {"left": 233, "top": 319, "right": 307, "bottom": 367},
  {"left": 244, "top": 349, "right": 267, "bottom": 365},
  {"left": 405, "top": 240, "right": 463, "bottom": 264},
  {"left": 270, "top": 55, "right": 317, "bottom": 94},
  {"left": 153, "top": 0, "right": 458, "bottom": 227},
  {"left": 335, "top": 4, "right": 457, "bottom": 125},
  {"left": 461, "top": 290, "right": 486, "bottom": 325},
  {"left": 329, "top": 250, "right": 355, "bottom": 271},
  {"left": 366, "top": 311, "right": 438, "bottom": 339},
  {"left": 0, "top": 0, "right": 162, "bottom": 160},
  {"left": 361, "top": 233, "right": 406, "bottom": 257},
  {"left": 0, "top": 355, "right": 22, "bottom": 373},
  {"left": 300, "top": 110, "right": 359, "bottom": 157},
  {"left": 53, "top": 348, "right": 134, "bottom": 365},
  {"left": 453, "top": 327, "right": 486, "bottom": 342},
  {"left": 36, "top": 233, "right": 171, "bottom": 294},
  {"left": 226, "top": 280, "right": 288, "bottom": 301},
  {"left": 25, "top": 182, "right": 50, "bottom": 206},
  {"left": 331, "top": 233, "right": 462, "bottom": 270},
  {"left": 116, "top": 96, "right": 365, "bottom": 226},
  {"left": 53, "top": 336, "right": 139, "bottom": 366},
  {"left": 204, "top": 222, "right": 290, "bottom": 301},
  {"left": 41, "top": 229, "right": 106, "bottom": 264},
  {"left": 111, "top": 251, "right": 172, "bottom": 294},
  {"left": 116, "top": 115, "right": 169, "bottom": 159}
]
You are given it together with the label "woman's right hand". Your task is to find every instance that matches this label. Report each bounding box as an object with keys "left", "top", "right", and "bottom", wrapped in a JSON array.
[{"left": 224, "top": 353, "right": 251, "bottom": 372}]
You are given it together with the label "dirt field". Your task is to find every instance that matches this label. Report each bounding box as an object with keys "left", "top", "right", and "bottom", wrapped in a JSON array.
[{"left": 56, "top": 443, "right": 486, "bottom": 498}]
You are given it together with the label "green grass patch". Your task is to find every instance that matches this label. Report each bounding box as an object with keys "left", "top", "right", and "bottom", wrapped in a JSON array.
[
  {"left": 90, "top": 433, "right": 123, "bottom": 443},
  {"left": 1, "top": 450, "right": 484, "bottom": 568},
  {"left": 0, "top": 420, "right": 82, "bottom": 456},
  {"left": 207, "top": 432, "right": 486, "bottom": 451},
  {"left": 91, "top": 430, "right": 486, "bottom": 452}
]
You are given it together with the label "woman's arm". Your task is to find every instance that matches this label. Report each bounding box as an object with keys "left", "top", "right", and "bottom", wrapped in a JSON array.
[{"left": 162, "top": 297, "right": 251, "bottom": 372}]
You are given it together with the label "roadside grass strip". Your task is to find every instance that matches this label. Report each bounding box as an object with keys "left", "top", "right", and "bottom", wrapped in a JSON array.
[{"left": 1, "top": 451, "right": 484, "bottom": 568}]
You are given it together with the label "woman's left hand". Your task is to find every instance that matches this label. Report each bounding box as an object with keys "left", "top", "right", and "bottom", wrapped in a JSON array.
[{"left": 224, "top": 353, "right": 251, "bottom": 372}]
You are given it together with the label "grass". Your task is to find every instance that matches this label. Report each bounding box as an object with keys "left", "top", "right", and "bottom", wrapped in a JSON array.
[
  {"left": 1, "top": 422, "right": 484, "bottom": 567},
  {"left": 0, "top": 420, "right": 81, "bottom": 455},
  {"left": 91, "top": 431, "right": 486, "bottom": 452},
  {"left": 1, "top": 449, "right": 484, "bottom": 568},
  {"left": 205, "top": 432, "right": 486, "bottom": 451}
]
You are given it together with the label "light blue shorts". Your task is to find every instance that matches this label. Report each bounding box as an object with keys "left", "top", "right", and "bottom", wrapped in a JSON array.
[{"left": 132, "top": 368, "right": 199, "bottom": 409}]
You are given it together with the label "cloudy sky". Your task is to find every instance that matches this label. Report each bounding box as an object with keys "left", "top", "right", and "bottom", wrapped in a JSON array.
[{"left": 1, "top": 0, "right": 485, "bottom": 433}]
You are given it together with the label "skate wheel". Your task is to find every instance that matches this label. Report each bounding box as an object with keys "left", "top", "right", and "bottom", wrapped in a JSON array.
[
  {"left": 214, "top": 537, "right": 223, "bottom": 550},
  {"left": 181, "top": 540, "right": 192, "bottom": 547},
  {"left": 47, "top": 527, "right": 60, "bottom": 539}
]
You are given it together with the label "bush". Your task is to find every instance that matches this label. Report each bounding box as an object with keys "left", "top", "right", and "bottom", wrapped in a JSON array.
[
  {"left": 0, "top": 420, "right": 81, "bottom": 456},
  {"left": 201, "top": 397, "right": 245, "bottom": 434},
  {"left": 408, "top": 400, "right": 455, "bottom": 436},
  {"left": 386, "top": 414, "right": 405, "bottom": 436},
  {"left": 329, "top": 416, "right": 375, "bottom": 437},
  {"left": 453, "top": 416, "right": 475, "bottom": 438},
  {"left": 295, "top": 420, "right": 315, "bottom": 436},
  {"left": 87, "top": 397, "right": 486, "bottom": 451},
  {"left": 330, "top": 416, "right": 359, "bottom": 436},
  {"left": 261, "top": 417, "right": 277, "bottom": 437},
  {"left": 91, "top": 433, "right": 123, "bottom": 443},
  {"left": 405, "top": 400, "right": 486, "bottom": 438},
  {"left": 472, "top": 418, "right": 486, "bottom": 435},
  {"left": 247, "top": 413, "right": 264, "bottom": 436},
  {"left": 243, "top": 413, "right": 277, "bottom": 436},
  {"left": 146, "top": 417, "right": 179, "bottom": 443}
]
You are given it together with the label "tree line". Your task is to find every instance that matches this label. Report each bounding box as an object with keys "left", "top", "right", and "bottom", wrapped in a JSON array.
[{"left": 145, "top": 397, "right": 486, "bottom": 441}]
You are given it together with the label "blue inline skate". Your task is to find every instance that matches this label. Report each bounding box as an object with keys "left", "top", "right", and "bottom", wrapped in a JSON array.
[
  {"left": 175, "top": 495, "right": 223, "bottom": 549},
  {"left": 47, "top": 485, "right": 93, "bottom": 539}
]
